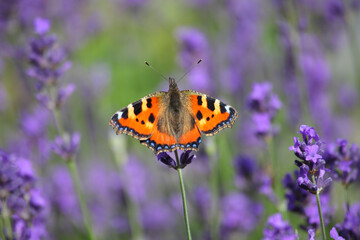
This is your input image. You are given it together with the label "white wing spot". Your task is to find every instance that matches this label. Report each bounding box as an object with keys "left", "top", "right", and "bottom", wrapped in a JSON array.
[
  {"left": 117, "top": 111, "right": 123, "bottom": 119},
  {"left": 225, "top": 105, "right": 231, "bottom": 113}
]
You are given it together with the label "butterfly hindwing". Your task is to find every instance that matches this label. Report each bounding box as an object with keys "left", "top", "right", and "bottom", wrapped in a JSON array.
[
  {"left": 109, "top": 92, "right": 166, "bottom": 140},
  {"left": 182, "top": 90, "right": 238, "bottom": 136}
]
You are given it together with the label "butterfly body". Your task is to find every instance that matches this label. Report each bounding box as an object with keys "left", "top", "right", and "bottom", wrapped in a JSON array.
[{"left": 110, "top": 78, "right": 238, "bottom": 154}]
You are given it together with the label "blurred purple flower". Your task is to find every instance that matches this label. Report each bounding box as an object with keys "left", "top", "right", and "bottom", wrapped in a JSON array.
[
  {"left": 157, "top": 150, "right": 196, "bottom": 169},
  {"left": 20, "top": 106, "right": 50, "bottom": 138},
  {"left": 141, "top": 202, "right": 176, "bottom": 231},
  {"left": 191, "top": 186, "right": 212, "bottom": 220},
  {"left": 0, "top": 150, "right": 48, "bottom": 239},
  {"left": 323, "top": 139, "right": 360, "bottom": 187},
  {"left": 234, "top": 155, "right": 276, "bottom": 202},
  {"left": 277, "top": 21, "right": 302, "bottom": 125},
  {"left": 283, "top": 170, "right": 333, "bottom": 230},
  {"left": 325, "top": 0, "right": 345, "bottom": 23},
  {"left": 176, "top": 27, "right": 213, "bottom": 93},
  {"left": 304, "top": 193, "right": 333, "bottom": 227},
  {"left": 122, "top": 156, "right": 149, "bottom": 204},
  {"left": 298, "top": 34, "right": 333, "bottom": 139},
  {"left": 247, "top": 82, "right": 282, "bottom": 137},
  {"left": 83, "top": 161, "right": 125, "bottom": 235},
  {"left": 338, "top": 84, "right": 359, "bottom": 110},
  {"left": 221, "top": 193, "right": 262, "bottom": 234},
  {"left": 283, "top": 171, "right": 310, "bottom": 214},
  {"left": 308, "top": 228, "right": 316, "bottom": 240},
  {"left": 262, "top": 213, "right": 298, "bottom": 240},
  {"left": 46, "top": 166, "right": 81, "bottom": 223},
  {"left": 34, "top": 17, "right": 50, "bottom": 35},
  {"left": 27, "top": 18, "right": 71, "bottom": 92},
  {"left": 330, "top": 227, "right": 345, "bottom": 240},
  {"left": 332, "top": 203, "right": 360, "bottom": 239},
  {"left": 51, "top": 132, "right": 81, "bottom": 160},
  {"left": 225, "top": 0, "right": 262, "bottom": 93},
  {"left": 56, "top": 83, "right": 76, "bottom": 108}
]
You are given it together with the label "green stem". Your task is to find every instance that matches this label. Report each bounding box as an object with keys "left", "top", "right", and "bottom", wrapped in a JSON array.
[
  {"left": 112, "top": 149, "right": 145, "bottom": 240},
  {"left": 312, "top": 175, "right": 326, "bottom": 240},
  {"left": 67, "top": 159, "right": 95, "bottom": 240},
  {"left": 208, "top": 153, "right": 220, "bottom": 239},
  {"left": 46, "top": 85, "right": 95, "bottom": 240},
  {"left": 1, "top": 198, "right": 13, "bottom": 239},
  {"left": 174, "top": 150, "right": 192, "bottom": 240},
  {"left": 266, "top": 136, "right": 281, "bottom": 201},
  {"left": 0, "top": 216, "right": 5, "bottom": 240}
]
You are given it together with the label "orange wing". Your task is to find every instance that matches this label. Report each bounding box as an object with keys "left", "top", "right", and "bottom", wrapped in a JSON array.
[
  {"left": 109, "top": 92, "right": 165, "bottom": 140},
  {"left": 182, "top": 90, "right": 238, "bottom": 136}
]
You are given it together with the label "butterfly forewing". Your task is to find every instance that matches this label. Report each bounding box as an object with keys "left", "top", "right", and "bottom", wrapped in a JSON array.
[
  {"left": 109, "top": 92, "right": 166, "bottom": 140},
  {"left": 182, "top": 90, "right": 238, "bottom": 136}
]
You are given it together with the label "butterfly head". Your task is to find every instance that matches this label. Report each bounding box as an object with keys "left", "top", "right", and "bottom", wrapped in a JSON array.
[{"left": 169, "top": 77, "right": 178, "bottom": 90}]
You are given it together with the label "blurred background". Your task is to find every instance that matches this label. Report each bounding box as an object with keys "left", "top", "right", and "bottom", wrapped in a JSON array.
[{"left": 1, "top": 0, "right": 360, "bottom": 239}]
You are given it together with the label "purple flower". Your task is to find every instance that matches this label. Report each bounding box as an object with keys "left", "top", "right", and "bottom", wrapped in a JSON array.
[
  {"left": 330, "top": 227, "right": 345, "bottom": 240},
  {"left": 262, "top": 213, "right": 298, "bottom": 240},
  {"left": 221, "top": 193, "right": 262, "bottom": 234},
  {"left": 51, "top": 132, "right": 81, "bottom": 160},
  {"left": 56, "top": 83, "right": 76, "bottom": 108},
  {"left": 289, "top": 125, "right": 332, "bottom": 194},
  {"left": 225, "top": 0, "right": 262, "bottom": 93},
  {"left": 283, "top": 170, "right": 333, "bottom": 231},
  {"left": 305, "top": 145, "right": 323, "bottom": 163},
  {"left": 298, "top": 34, "right": 333, "bottom": 139},
  {"left": 83, "top": 161, "right": 124, "bottom": 235},
  {"left": 34, "top": 17, "right": 50, "bottom": 35},
  {"left": 283, "top": 171, "right": 310, "bottom": 214},
  {"left": 308, "top": 228, "right": 316, "bottom": 240},
  {"left": 141, "top": 201, "right": 176, "bottom": 231},
  {"left": 304, "top": 193, "right": 333, "bottom": 227},
  {"left": 277, "top": 21, "right": 302, "bottom": 125},
  {"left": 191, "top": 186, "right": 212, "bottom": 220},
  {"left": 323, "top": 139, "right": 360, "bottom": 187},
  {"left": 122, "top": 156, "right": 149, "bottom": 204},
  {"left": 20, "top": 106, "right": 50, "bottom": 138},
  {"left": 157, "top": 150, "right": 196, "bottom": 169},
  {"left": 234, "top": 155, "right": 276, "bottom": 202},
  {"left": 325, "top": 0, "right": 345, "bottom": 24},
  {"left": 247, "top": 82, "right": 282, "bottom": 137},
  {"left": 46, "top": 166, "right": 81, "bottom": 223},
  {"left": 332, "top": 203, "right": 360, "bottom": 239},
  {"left": 297, "top": 164, "right": 318, "bottom": 193},
  {"left": 27, "top": 18, "right": 71, "bottom": 92},
  {"left": 0, "top": 150, "right": 48, "bottom": 239},
  {"left": 175, "top": 27, "right": 213, "bottom": 93},
  {"left": 289, "top": 125, "right": 325, "bottom": 166}
]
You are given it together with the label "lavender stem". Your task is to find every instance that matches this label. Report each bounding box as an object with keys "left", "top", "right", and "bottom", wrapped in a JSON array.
[
  {"left": 67, "top": 159, "right": 95, "bottom": 240},
  {"left": 312, "top": 175, "right": 326, "bottom": 240},
  {"left": 47, "top": 86, "right": 95, "bottom": 240},
  {"left": 0, "top": 217, "right": 5, "bottom": 240},
  {"left": 1, "top": 198, "right": 13, "bottom": 239},
  {"left": 175, "top": 150, "right": 192, "bottom": 240}
]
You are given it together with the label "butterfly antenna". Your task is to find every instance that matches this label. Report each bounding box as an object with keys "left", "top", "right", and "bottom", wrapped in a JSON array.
[
  {"left": 145, "top": 61, "right": 167, "bottom": 81},
  {"left": 177, "top": 59, "right": 202, "bottom": 83}
]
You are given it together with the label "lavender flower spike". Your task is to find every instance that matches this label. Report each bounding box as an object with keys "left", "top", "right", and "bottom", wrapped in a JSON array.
[
  {"left": 262, "top": 213, "right": 298, "bottom": 240},
  {"left": 157, "top": 150, "right": 196, "bottom": 169},
  {"left": 51, "top": 132, "right": 81, "bottom": 160}
]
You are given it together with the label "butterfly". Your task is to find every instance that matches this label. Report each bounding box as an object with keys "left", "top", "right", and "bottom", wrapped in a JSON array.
[{"left": 109, "top": 78, "right": 238, "bottom": 154}]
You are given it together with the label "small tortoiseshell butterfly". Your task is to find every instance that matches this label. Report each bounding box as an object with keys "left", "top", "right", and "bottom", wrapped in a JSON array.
[{"left": 109, "top": 78, "right": 238, "bottom": 154}]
